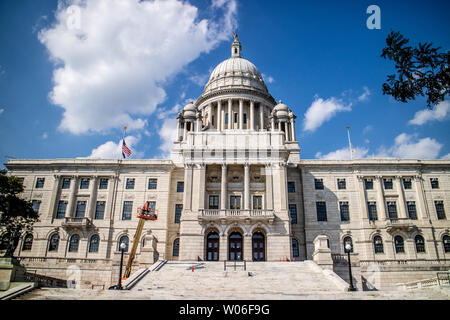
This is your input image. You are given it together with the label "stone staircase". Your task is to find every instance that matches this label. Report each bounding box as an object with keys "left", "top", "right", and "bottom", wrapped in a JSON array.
[{"left": 15, "top": 260, "right": 450, "bottom": 300}]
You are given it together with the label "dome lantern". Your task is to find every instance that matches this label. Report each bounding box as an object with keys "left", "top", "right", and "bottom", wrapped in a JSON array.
[{"left": 231, "top": 32, "right": 242, "bottom": 58}]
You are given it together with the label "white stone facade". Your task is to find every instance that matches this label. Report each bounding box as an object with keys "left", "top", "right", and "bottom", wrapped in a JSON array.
[{"left": 3, "top": 37, "right": 450, "bottom": 290}]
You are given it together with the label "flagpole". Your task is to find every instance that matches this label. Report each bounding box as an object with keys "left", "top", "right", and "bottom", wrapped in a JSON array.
[{"left": 346, "top": 126, "right": 353, "bottom": 160}]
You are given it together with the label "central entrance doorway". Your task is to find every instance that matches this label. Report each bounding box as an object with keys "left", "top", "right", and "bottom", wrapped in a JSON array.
[
  {"left": 252, "top": 232, "right": 265, "bottom": 261},
  {"left": 206, "top": 232, "right": 219, "bottom": 261},
  {"left": 228, "top": 232, "right": 243, "bottom": 261}
]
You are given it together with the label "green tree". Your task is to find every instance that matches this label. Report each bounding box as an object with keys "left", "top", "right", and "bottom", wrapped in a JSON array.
[
  {"left": 0, "top": 170, "right": 39, "bottom": 257},
  {"left": 381, "top": 31, "right": 449, "bottom": 107}
]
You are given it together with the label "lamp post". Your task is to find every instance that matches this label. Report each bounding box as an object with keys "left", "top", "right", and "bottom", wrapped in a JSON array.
[
  {"left": 118, "top": 242, "right": 126, "bottom": 290},
  {"left": 345, "top": 243, "right": 356, "bottom": 291}
]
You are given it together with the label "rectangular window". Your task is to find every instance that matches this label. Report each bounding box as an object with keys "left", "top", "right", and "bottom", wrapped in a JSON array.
[
  {"left": 62, "top": 178, "right": 71, "bottom": 189},
  {"left": 35, "top": 178, "right": 45, "bottom": 188},
  {"left": 234, "top": 113, "right": 238, "bottom": 123},
  {"left": 339, "top": 201, "right": 350, "bottom": 221},
  {"left": 383, "top": 178, "right": 393, "bottom": 189},
  {"left": 32, "top": 200, "right": 41, "bottom": 213},
  {"left": 209, "top": 195, "right": 219, "bottom": 209},
  {"left": 387, "top": 201, "right": 398, "bottom": 219},
  {"left": 253, "top": 196, "right": 263, "bottom": 210},
  {"left": 126, "top": 178, "right": 135, "bottom": 190},
  {"left": 230, "top": 195, "right": 241, "bottom": 209},
  {"left": 407, "top": 201, "right": 417, "bottom": 220},
  {"left": 337, "top": 179, "right": 346, "bottom": 190},
  {"left": 177, "top": 181, "right": 184, "bottom": 193},
  {"left": 175, "top": 204, "right": 183, "bottom": 223},
  {"left": 99, "top": 178, "right": 108, "bottom": 189},
  {"left": 122, "top": 201, "right": 133, "bottom": 220},
  {"left": 243, "top": 113, "right": 247, "bottom": 124},
  {"left": 314, "top": 179, "right": 324, "bottom": 190},
  {"left": 287, "top": 181, "right": 295, "bottom": 193},
  {"left": 316, "top": 201, "right": 327, "bottom": 221},
  {"left": 225, "top": 113, "right": 228, "bottom": 124},
  {"left": 435, "top": 201, "right": 446, "bottom": 220},
  {"left": 95, "top": 201, "right": 106, "bottom": 220},
  {"left": 364, "top": 179, "right": 373, "bottom": 190},
  {"left": 75, "top": 201, "right": 86, "bottom": 218},
  {"left": 148, "top": 178, "right": 157, "bottom": 190},
  {"left": 431, "top": 178, "right": 439, "bottom": 189},
  {"left": 289, "top": 204, "right": 297, "bottom": 224},
  {"left": 80, "top": 178, "right": 90, "bottom": 189},
  {"left": 368, "top": 202, "right": 378, "bottom": 221},
  {"left": 403, "top": 178, "right": 412, "bottom": 190},
  {"left": 56, "top": 201, "right": 67, "bottom": 219}
]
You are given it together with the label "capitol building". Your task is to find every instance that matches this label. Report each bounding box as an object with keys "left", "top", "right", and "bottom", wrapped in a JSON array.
[{"left": 4, "top": 36, "right": 450, "bottom": 291}]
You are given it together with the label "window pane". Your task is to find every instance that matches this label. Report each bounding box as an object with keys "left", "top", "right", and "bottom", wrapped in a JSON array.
[
  {"left": 288, "top": 182, "right": 295, "bottom": 193},
  {"left": 368, "top": 202, "right": 378, "bottom": 221},
  {"left": 99, "top": 178, "right": 108, "bottom": 189},
  {"left": 289, "top": 204, "right": 297, "bottom": 224},
  {"left": 443, "top": 235, "right": 450, "bottom": 253},
  {"left": 32, "top": 200, "right": 41, "bottom": 213},
  {"left": 68, "top": 235, "right": 79, "bottom": 252},
  {"left": 387, "top": 202, "right": 397, "bottom": 219},
  {"left": 119, "top": 236, "right": 129, "bottom": 252},
  {"left": 177, "top": 181, "right": 184, "bottom": 192},
  {"left": 126, "top": 178, "right": 135, "bottom": 189},
  {"left": 394, "top": 236, "right": 404, "bottom": 253},
  {"left": 36, "top": 178, "right": 45, "bottom": 188},
  {"left": 122, "top": 201, "right": 133, "bottom": 220},
  {"left": 75, "top": 201, "right": 86, "bottom": 218},
  {"left": 62, "top": 178, "right": 71, "bottom": 189},
  {"left": 430, "top": 178, "right": 439, "bottom": 189},
  {"left": 95, "top": 201, "right": 105, "bottom": 220},
  {"left": 89, "top": 235, "right": 99, "bottom": 252},
  {"left": 340, "top": 202, "right": 350, "bottom": 221},
  {"left": 148, "top": 178, "right": 157, "bottom": 190},
  {"left": 56, "top": 201, "right": 67, "bottom": 219},
  {"left": 383, "top": 178, "right": 393, "bottom": 189},
  {"left": 407, "top": 201, "right": 417, "bottom": 220},
  {"left": 374, "top": 236, "right": 384, "bottom": 254},
  {"left": 364, "top": 179, "right": 373, "bottom": 190},
  {"left": 403, "top": 178, "right": 412, "bottom": 190},
  {"left": 209, "top": 196, "right": 219, "bottom": 209},
  {"left": 338, "top": 179, "right": 346, "bottom": 190},
  {"left": 49, "top": 234, "right": 59, "bottom": 251},
  {"left": 435, "top": 201, "right": 446, "bottom": 220},
  {"left": 80, "top": 178, "right": 90, "bottom": 189},
  {"left": 315, "top": 179, "right": 324, "bottom": 190},
  {"left": 175, "top": 204, "right": 182, "bottom": 223},
  {"left": 22, "top": 234, "right": 33, "bottom": 251},
  {"left": 316, "top": 202, "right": 327, "bottom": 221},
  {"left": 415, "top": 235, "right": 425, "bottom": 253},
  {"left": 173, "top": 239, "right": 179, "bottom": 256}
]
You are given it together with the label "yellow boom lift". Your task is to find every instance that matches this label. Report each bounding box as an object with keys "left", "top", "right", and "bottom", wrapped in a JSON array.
[{"left": 122, "top": 201, "right": 157, "bottom": 279}]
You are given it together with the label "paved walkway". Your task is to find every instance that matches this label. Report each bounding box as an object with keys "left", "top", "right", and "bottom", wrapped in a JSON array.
[{"left": 17, "top": 261, "right": 450, "bottom": 300}]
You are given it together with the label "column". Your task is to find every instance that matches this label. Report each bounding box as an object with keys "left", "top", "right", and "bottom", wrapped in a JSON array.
[
  {"left": 228, "top": 99, "right": 232, "bottom": 129},
  {"left": 196, "top": 113, "right": 202, "bottom": 132},
  {"left": 259, "top": 104, "right": 264, "bottom": 130},
  {"left": 221, "top": 164, "right": 227, "bottom": 210},
  {"left": 271, "top": 117, "right": 275, "bottom": 132},
  {"left": 66, "top": 176, "right": 79, "bottom": 218},
  {"left": 290, "top": 116, "right": 296, "bottom": 141},
  {"left": 250, "top": 100, "right": 254, "bottom": 130},
  {"left": 105, "top": 175, "right": 117, "bottom": 220},
  {"left": 414, "top": 175, "right": 428, "bottom": 220},
  {"left": 375, "top": 176, "right": 386, "bottom": 221},
  {"left": 265, "top": 164, "right": 273, "bottom": 210},
  {"left": 208, "top": 103, "right": 212, "bottom": 125},
  {"left": 221, "top": 101, "right": 226, "bottom": 131},
  {"left": 198, "top": 164, "right": 206, "bottom": 210},
  {"left": 395, "top": 176, "right": 408, "bottom": 218},
  {"left": 47, "top": 174, "right": 61, "bottom": 220},
  {"left": 217, "top": 101, "right": 222, "bottom": 131},
  {"left": 357, "top": 176, "right": 369, "bottom": 221},
  {"left": 176, "top": 118, "right": 181, "bottom": 141},
  {"left": 239, "top": 99, "right": 243, "bottom": 129},
  {"left": 183, "top": 164, "right": 193, "bottom": 211},
  {"left": 183, "top": 120, "right": 187, "bottom": 141},
  {"left": 284, "top": 122, "right": 289, "bottom": 141},
  {"left": 244, "top": 163, "right": 250, "bottom": 210},
  {"left": 88, "top": 176, "right": 98, "bottom": 219}
]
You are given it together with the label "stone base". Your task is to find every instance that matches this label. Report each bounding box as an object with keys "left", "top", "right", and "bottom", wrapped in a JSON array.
[{"left": 0, "top": 257, "right": 25, "bottom": 291}]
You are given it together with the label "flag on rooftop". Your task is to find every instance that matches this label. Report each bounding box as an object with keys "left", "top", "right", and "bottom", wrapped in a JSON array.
[{"left": 122, "top": 138, "right": 132, "bottom": 158}]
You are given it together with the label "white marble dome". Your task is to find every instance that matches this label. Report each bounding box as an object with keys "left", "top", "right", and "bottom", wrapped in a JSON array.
[
  {"left": 273, "top": 100, "right": 289, "bottom": 118},
  {"left": 203, "top": 42, "right": 268, "bottom": 95},
  {"left": 183, "top": 102, "right": 196, "bottom": 118}
]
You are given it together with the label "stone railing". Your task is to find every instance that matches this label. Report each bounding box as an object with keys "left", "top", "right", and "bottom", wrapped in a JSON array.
[
  {"left": 397, "top": 272, "right": 450, "bottom": 290},
  {"left": 62, "top": 217, "right": 92, "bottom": 230},
  {"left": 360, "top": 259, "right": 450, "bottom": 267},
  {"left": 385, "top": 218, "right": 415, "bottom": 232},
  {"left": 18, "top": 257, "right": 110, "bottom": 264},
  {"left": 199, "top": 209, "right": 275, "bottom": 223}
]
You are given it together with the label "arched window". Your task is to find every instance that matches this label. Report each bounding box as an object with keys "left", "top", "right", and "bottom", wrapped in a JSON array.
[
  {"left": 443, "top": 235, "right": 450, "bottom": 253},
  {"left": 68, "top": 234, "right": 80, "bottom": 252},
  {"left": 89, "top": 235, "right": 100, "bottom": 253},
  {"left": 118, "top": 235, "right": 129, "bottom": 252},
  {"left": 414, "top": 235, "right": 425, "bottom": 253},
  {"left": 292, "top": 238, "right": 299, "bottom": 257},
  {"left": 373, "top": 235, "right": 384, "bottom": 254},
  {"left": 22, "top": 233, "right": 33, "bottom": 251},
  {"left": 394, "top": 235, "right": 404, "bottom": 253},
  {"left": 173, "top": 238, "right": 180, "bottom": 257},
  {"left": 0, "top": 233, "right": 10, "bottom": 250},
  {"left": 343, "top": 236, "right": 353, "bottom": 253},
  {"left": 49, "top": 233, "right": 60, "bottom": 252}
]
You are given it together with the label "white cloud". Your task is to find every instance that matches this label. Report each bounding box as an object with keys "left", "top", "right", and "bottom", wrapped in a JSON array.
[
  {"left": 362, "top": 125, "right": 373, "bottom": 134},
  {"left": 262, "top": 73, "right": 274, "bottom": 84},
  {"left": 358, "top": 86, "right": 371, "bottom": 102},
  {"left": 303, "top": 96, "right": 352, "bottom": 132},
  {"left": 42, "top": 132, "right": 48, "bottom": 139},
  {"left": 408, "top": 100, "right": 450, "bottom": 125},
  {"left": 316, "top": 146, "right": 369, "bottom": 160},
  {"left": 88, "top": 135, "right": 142, "bottom": 159},
  {"left": 441, "top": 153, "right": 450, "bottom": 160},
  {"left": 159, "top": 118, "right": 179, "bottom": 158},
  {"left": 375, "top": 133, "right": 443, "bottom": 159},
  {"left": 0, "top": 108, "right": 4, "bottom": 116},
  {"left": 189, "top": 73, "right": 209, "bottom": 86},
  {"left": 39, "top": 0, "right": 237, "bottom": 135}
]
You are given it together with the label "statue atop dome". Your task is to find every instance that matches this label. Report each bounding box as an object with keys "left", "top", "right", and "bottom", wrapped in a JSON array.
[{"left": 233, "top": 31, "right": 238, "bottom": 41}]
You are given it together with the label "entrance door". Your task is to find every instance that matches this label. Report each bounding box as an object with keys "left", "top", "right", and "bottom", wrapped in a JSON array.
[
  {"left": 252, "top": 232, "right": 265, "bottom": 261},
  {"left": 229, "top": 232, "right": 243, "bottom": 261},
  {"left": 206, "top": 232, "right": 219, "bottom": 261}
]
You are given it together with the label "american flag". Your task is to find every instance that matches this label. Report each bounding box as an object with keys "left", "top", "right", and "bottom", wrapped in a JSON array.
[{"left": 122, "top": 139, "right": 132, "bottom": 158}]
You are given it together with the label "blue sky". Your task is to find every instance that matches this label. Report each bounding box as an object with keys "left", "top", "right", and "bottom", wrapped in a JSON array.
[{"left": 0, "top": 0, "right": 449, "bottom": 165}]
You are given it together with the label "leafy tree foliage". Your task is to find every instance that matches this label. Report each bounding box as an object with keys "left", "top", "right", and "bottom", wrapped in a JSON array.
[
  {"left": 381, "top": 31, "right": 449, "bottom": 107},
  {"left": 0, "top": 170, "right": 39, "bottom": 257}
]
